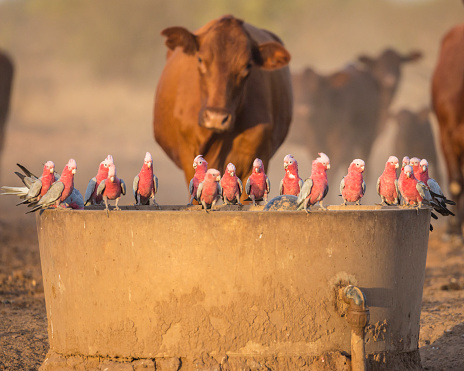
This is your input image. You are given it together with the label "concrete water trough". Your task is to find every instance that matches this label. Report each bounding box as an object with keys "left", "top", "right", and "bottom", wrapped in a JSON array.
[{"left": 37, "top": 205, "right": 430, "bottom": 370}]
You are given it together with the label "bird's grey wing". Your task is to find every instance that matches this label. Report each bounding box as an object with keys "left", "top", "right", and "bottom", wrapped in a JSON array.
[
  {"left": 97, "top": 180, "right": 106, "bottom": 197},
  {"left": 394, "top": 179, "right": 401, "bottom": 203},
  {"left": 427, "top": 178, "right": 443, "bottom": 197},
  {"left": 120, "top": 179, "right": 126, "bottom": 196},
  {"left": 39, "top": 182, "right": 65, "bottom": 206},
  {"left": 362, "top": 179, "right": 366, "bottom": 195},
  {"left": 237, "top": 178, "right": 243, "bottom": 196},
  {"left": 217, "top": 183, "right": 222, "bottom": 199},
  {"left": 245, "top": 177, "right": 251, "bottom": 196},
  {"left": 153, "top": 174, "right": 159, "bottom": 194},
  {"left": 376, "top": 177, "right": 381, "bottom": 196},
  {"left": 323, "top": 183, "right": 329, "bottom": 199},
  {"left": 416, "top": 181, "right": 428, "bottom": 200},
  {"left": 27, "top": 179, "right": 43, "bottom": 199},
  {"left": 16, "top": 163, "right": 37, "bottom": 179},
  {"left": 297, "top": 178, "right": 313, "bottom": 206},
  {"left": 133, "top": 175, "right": 139, "bottom": 201},
  {"left": 197, "top": 181, "right": 204, "bottom": 200},
  {"left": 84, "top": 177, "right": 97, "bottom": 205},
  {"left": 279, "top": 179, "right": 284, "bottom": 195},
  {"left": 340, "top": 177, "right": 345, "bottom": 194},
  {"left": 266, "top": 176, "right": 271, "bottom": 193},
  {"left": 189, "top": 178, "right": 194, "bottom": 196},
  {"left": 298, "top": 178, "right": 304, "bottom": 192}
]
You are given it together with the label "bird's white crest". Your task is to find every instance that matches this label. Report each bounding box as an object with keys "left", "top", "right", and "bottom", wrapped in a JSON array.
[
  {"left": 402, "top": 156, "right": 410, "bottom": 166},
  {"left": 409, "top": 157, "right": 420, "bottom": 166},
  {"left": 387, "top": 156, "right": 399, "bottom": 164},
  {"left": 206, "top": 168, "right": 221, "bottom": 181},
  {"left": 404, "top": 165, "right": 413, "bottom": 176},
  {"left": 45, "top": 160, "right": 55, "bottom": 168},
  {"left": 352, "top": 159, "right": 365, "bottom": 167},
  {"left": 226, "top": 163, "right": 236, "bottom": 174},
  {"left": 317, "top": 152, "right": 330, "bottom": 165},
  {"left": 253, "top": 158, "right": 263, "bottom": 169},
  {"left": 284, "top": 154, "right": 294, "bottom": 163},
  {"left": 67, "top": 159, "right": 77, "bottom": 169},
  {"left": 193, "top": 155, "right": 207, "bottom": 168},
  {"left": 420, "top": 159, "right": 428, "bottom": 168},
  {"left": 106, "top": 155, "right": 114, "bottom": 164},
  {"left": 108, "top": 164, "right": 116, "bottom": 177},
  {"left": 144, "top": 152, "right": 153, "bottom": 163}
]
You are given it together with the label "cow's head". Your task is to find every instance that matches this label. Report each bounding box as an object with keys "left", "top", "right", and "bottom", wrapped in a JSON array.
[{"left": 161, "top": 15, "right": 290, "bottom": 133}]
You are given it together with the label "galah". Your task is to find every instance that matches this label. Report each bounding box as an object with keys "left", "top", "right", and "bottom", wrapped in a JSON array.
[
  {"left": 297, "top": 152, "right": 330, "bottom": 212},
  {"left": 398, "top": 156, "right": 410, "bottom": 205},
  {"left": 280, "top": 154, "right": 303, "bottom": 196},
  {"left": 1, "top": 161, "right": 56, "bottom": 204},
  {"left": 376, "top": 156, "right": 400, "bottom": 206},
  {"left": 220, "top": 163, "right": 243, "bottom": 205},
  {"left": 188, "top": 155, "right": 208, "bottom": 204},
  {"left": 340, "top": 159, "right": 366, "bottom": 205},
  {"left": 84, "top": 155, "right": 114, "bottom": 206},
  {"left": 197, "top": 168, "right": 221, "bottom": 212},
  {"left": 409, "top": 157, "right": 422, "bottom": 181},
  {"left": 419, "top": 158, "right": 455, "bottom": 215},
  {"left": 133, "top": 152, "right": 159, "bottom": 206},
  {"left": 27, "top": 159, "right": 77, "bottom": 213},
  {"left": 399, "top": 165, "right": 426, "bottom": 208},
  {"left": 97, "top": 163, "right": 126, "bottom": 212},
  {"left": 245, "top": 158, "right": 270, "bottom": 206}
]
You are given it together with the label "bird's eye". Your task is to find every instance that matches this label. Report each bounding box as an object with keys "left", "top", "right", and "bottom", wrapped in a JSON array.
[{"left": 104, "top": 163, "right": 108, "bottom": 167}]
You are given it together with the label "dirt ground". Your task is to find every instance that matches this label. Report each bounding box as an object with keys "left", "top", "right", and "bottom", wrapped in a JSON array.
[{"left": 0, "top": 211, "right": 463, "bottom": 370}]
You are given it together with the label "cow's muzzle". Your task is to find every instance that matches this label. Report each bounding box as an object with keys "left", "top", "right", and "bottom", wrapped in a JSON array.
[{"left": 199, "top": 107, "right": 232, "bottom": 132}]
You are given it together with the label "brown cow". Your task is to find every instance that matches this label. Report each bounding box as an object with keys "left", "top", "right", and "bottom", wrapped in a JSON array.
[
  {"left": 432, "top": 23, "right": 464, "bottom": 237},
  {"left": 290, "top": 48, "right": 422, "bottom": 187},
  {"left": 0, "top": 51, "right": 14, "bottom": 157},
  {"left": 153, "top": 15, "right": 292, "bottom": 198}
]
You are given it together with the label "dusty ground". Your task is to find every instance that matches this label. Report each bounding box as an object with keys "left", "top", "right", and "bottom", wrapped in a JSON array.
[{"left": 0, "top": 212, "right": 463, "bottom": 370}]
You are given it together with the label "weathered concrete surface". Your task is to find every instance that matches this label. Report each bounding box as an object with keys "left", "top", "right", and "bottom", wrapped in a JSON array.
[{"left": 36, "top": 207, "right": 430, "bottom": 370}]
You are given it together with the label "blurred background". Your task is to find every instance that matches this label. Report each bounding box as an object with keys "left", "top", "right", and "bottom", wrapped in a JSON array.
[{"left": 0, "top": 0, "right": 463, "bottom": 221}]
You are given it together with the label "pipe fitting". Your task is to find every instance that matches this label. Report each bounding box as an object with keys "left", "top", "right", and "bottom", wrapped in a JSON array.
[{"left": 340, "top": 285, "right": 369, "bottom": 371}]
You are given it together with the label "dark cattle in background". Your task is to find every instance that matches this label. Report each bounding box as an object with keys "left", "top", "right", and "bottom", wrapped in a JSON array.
[
  {"left": 389, "top": 107, "right": 440, "bottom": 183},
  {"left": 153, "top": 15, "right": 292, "bottom": 198},
  {"left": 290, "top": 48, "right": 422, "bottom": 181},
  {"left": 0, "top": 51, "right": 13, "bottom": 158},
  {"left": 432, "top": 23, "right": 464, "bottom": 237}
]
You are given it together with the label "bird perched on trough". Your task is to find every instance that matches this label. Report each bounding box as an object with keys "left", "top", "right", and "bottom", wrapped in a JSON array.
[
  {"left": 197, "top": 168, "right": 221, "bottom": 212},
  {"left": 188, "top": 155, "right": 208, "bottom": 205},
  {"left": 97, "top": 163, "right": 126, "bottom": 213},
  {"left": 64, "top": 188, "right": 85, "bottom": 210},
  {"left": 1, "top": 161, "right": 56, "bottom": 204},
  {"left": 84, "top": 155, "right": 114, "bottom": 206},
  {"left": 376, "top": 156, "right": 400, "bottom": 206},
  {"left": 409, "top": 157, "right": 422, "bottom": 180},
  {"left": 245, "top": 158, "right": 270, "bottom": 206},
  {"left": 418, "top": 158, "right": 455, "bottom": 215},
  {"left": 398, "top": 156, "right": 410, "bottom": 204},
  {"left": 220, "top": 163, "right": 243, "bottom": 205},
  {"left": 26, "top": 159, "right": 77, "bottom": 213},
  {"left": 296, "top": 152, "right": 330, "bottom": 212},
  {"left": 399, "top": 164, "right": 426, "bottom": 208},
  {"left": 133, "top": 152, "right": 159, "bottom": 206},
  {"left": 280, "top": 154, "right": 303, "bottom": 196},
  {"left": 340, "top": 159, "right": 366, "bottom": 205}
]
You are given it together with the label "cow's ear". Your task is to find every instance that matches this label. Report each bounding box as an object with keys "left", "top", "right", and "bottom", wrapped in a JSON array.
[
  {"left": 255, "top": 42, "right": 291, "bottom": 70},
  {"left": 401, "top": 50, "right": 422, "bottom": 63},
  {"left": 161, "top": 27, "right": 198, "bottom": 55}
]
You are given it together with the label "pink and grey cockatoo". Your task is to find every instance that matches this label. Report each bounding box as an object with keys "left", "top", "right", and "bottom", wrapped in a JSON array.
[
  {"left": 340, "top": 159, "right": 366, "bottom": 205},
  {"left": 1, "top": 161, "right": 56, "bottom": 204},
  {"left": 84, "top": 155, "right": 114, "bottom": 206},
  {"left": 297, "top": 152, "right": 330, "bottom": 212},
  {"left": 97, "top": 163, "right": 126, "bottom": 212},
  {"left": 398, "top": 156, "right": 410, "bottom": 205},
  {"left": 63, "top": 188, "right": 85, "bottom": 210},
  {"left": 220, "top": 163, "right": 243, "bottom": 205},
  {"left": 197, "top": 168, "right": 221, "bottom": 212},
  {"left": 133, "top": 152, "right": 159, "bottom": 206},
  {"left": 188, "top": 155, "right": 208, "bottom": 204},
  {"left": 409, "top": 157, "right": 422, "bottom": 181},
  {"left": 399, "top": 165, "right": 426, "bottom": 208},
  {"left": 280, "top": 154, "right": 303, "bottom": 196},
  {"left": 376, "top": 156, "right": 400, "bottom": 206},
  {"left": 27, "top": 159, "right": 77, "bottom": 213},
  {"left": 418, "top": 158, "right": 455, "bottom": 215},
  {"left": 245, "top": 158, "right": 270, "bottom": 206}
]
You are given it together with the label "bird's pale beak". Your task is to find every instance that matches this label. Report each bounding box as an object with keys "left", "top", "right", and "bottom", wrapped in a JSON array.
[
  {"left": 110, "top": 176, "right": 114, "bottom": 182},
  {"left": 72, "top": 169, "right": 76, "bottom": 174},
  {"left": 327, "top": 164, "right": 331, "bottom": 169},
  {"left": 148, "top": 162, "right": 152, "bottom": 168},
  {"left": 361, "top": 166, "right": 365, "bottom": 171},
  {"left": 284, "top": 163, "right": 288, "bottom": 170},
  {"left": 50, "top": 168, "right": 54, "bottom": 173},
  {"left": 216, "top": 176, "right": 221, "bottom": 181},
  {"left": 395, "top": 163, "right": 399, "bottom": 168},
  {"left": 193, "top": 163, "right": 197, "bottom": 169},
  {"left": 422, "top": 165, "right": 427, "bottom": 171}
]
